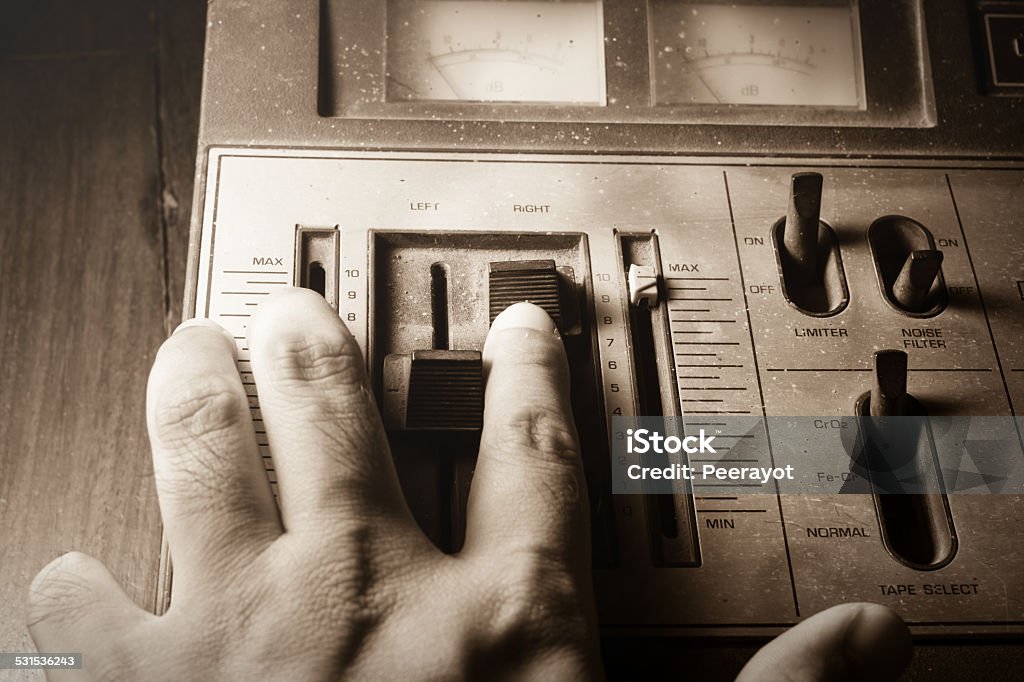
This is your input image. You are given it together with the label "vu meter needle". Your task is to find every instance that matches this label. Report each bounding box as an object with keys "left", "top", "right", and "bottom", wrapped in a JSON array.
[
  {"left": 871, "top": 350, "right": 909, "bottom": 418},
  {"left": 783, "top": 172, "right": 824, "bottom": 283},
  {"left": 893, "top": 250, "right": 944, "bottom": 312}
]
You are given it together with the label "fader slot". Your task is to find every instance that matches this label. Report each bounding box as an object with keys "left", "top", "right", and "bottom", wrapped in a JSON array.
[
  {"left": 430, "top": 263, "right": 452, "bottom": 350},
  {"left": 382, "top": 259, "right": 483, "bottom": 553},
  {"left": 856, "top": 350, "right": 957, "bottom": 570},
  {"left": 618, "top": 233, "right": 701, "bottom": 567},
  {"left": 294, "top": 226, "right": 340, "bottom": 308},
  {"left": 372, "top": 233, "right": 616, "bottom": 564},
  {"left": 485, "top": 258, "right": 616, "bottom": 567}
]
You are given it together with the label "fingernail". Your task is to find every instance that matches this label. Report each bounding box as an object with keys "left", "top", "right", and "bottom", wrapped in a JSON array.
[
  {"left": 488, "top": 302, "right": 558, "bottom": 336},
  {"left": 173, "top": 318, "right": 238, "bottom": 356},
  {"left": 483, "top": 303, "right": 561, "bottom": 381}
]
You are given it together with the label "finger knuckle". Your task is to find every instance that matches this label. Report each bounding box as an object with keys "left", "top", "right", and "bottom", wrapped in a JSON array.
[
  {"left": 152, "top": 376, "right": 246, "bottom": 444},
  {"left": 483, "top": 552, "right": 585, "bottom": 643},
  {"left": 486, "top": 406, "right": 580, "bottom": 469},
  {"left": 264, "top": 330, "right": 365, "bottom": 395}
]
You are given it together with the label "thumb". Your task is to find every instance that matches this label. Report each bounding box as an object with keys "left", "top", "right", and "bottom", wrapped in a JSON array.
[
  {"left": 28, "top": 552, "right": 150, "bottom": 664},
  {"left": 737, "top": 603, "right": 912, "bottom": 682}
]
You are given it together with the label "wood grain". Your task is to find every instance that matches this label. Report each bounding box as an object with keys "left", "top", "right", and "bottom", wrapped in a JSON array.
[
  {"left": 156, "top": 0, "right": 207, "bottom": 333},
  {"left": 0, "top": 0, "right": 155, "bottom": 57},
  {"left": 0, "top": 0, "right": 206, "bottom": 668}
]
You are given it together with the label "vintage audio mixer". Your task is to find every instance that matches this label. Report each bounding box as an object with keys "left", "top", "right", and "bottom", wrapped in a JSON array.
[{"left": 165, "top": 0, "right": 1024, "bottom": 640}]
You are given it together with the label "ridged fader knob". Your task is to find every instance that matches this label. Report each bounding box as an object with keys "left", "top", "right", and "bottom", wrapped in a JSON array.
[
  {"left": 488, "top": 260, "right": 563, "bottom": 328},
  {"left": 382, "top": 350, "right": 483, "bottom": 431}
]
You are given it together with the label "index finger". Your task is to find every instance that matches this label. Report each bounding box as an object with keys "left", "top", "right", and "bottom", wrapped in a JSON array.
[{"left": 463, "top": 303, "right": 590, "bottom": 570}]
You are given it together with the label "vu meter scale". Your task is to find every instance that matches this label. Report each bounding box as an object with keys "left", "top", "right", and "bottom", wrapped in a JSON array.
[
  {"left": 386, "top": 0, "right": 606, "bottom": 103},
  {"left": 650, "top": 2, "right": 865, "bottom": 106}
]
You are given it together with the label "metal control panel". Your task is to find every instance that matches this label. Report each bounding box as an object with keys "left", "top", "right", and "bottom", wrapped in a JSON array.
[
  {"left": 182, "top": 150, "right": 1024, "bottom": 634},
  {"left": 166, "top": 0, "right": 1024, "bottom": 638}
]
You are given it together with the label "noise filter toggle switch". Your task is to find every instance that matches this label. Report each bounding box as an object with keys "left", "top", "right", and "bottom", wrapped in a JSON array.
[
  {"left": 382, "top": 350, "right": 484, "bottom": 431},
  {"left": 772, "top": 172, "right": 849, "bottom": 317},
  {"left": 868, "top": 215, "right": 948, "bottom": 317},
  {"left": 893, "top": 250, "right": 945, "bottom": 314}
]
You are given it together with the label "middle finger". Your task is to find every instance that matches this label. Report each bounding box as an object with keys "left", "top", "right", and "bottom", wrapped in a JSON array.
[{"left": 247, "top": 288, "right": 411, "bottom": 532}]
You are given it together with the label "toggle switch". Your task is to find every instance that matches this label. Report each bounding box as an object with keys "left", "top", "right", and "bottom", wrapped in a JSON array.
[
  {"left": 488, "top": 260, "right": 581, "bottom": 335},
  {"left": 382, "top": 350, "right": 484, "bottom": 431},
  {"left": 772, "top": 173, "right": 849, "bottom": 316},
  {"left": 868, "top": 216, "right": 947, "bottom": 317},
  {"left": 856, "top": 349, "right": 956, "bottom": 570},
  {"left": 892, "top": 250, "right": 945, "bottom": 314},
  {"left": 869, "top": 349, "right": 911, "bottom": 418},
  {"left": 782, "top": 172, "right": 825, "bottom": 284}
]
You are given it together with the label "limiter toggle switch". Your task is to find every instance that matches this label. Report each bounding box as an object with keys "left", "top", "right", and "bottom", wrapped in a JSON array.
[
  {"left": 783, "top": 171, "right": 825, "bottom": 283},
  {"left": 856, "top": 350, "right": 956, "bottom": 570},
  {"left": 772, "top": 172, "right": 849, "bottom": 316}
]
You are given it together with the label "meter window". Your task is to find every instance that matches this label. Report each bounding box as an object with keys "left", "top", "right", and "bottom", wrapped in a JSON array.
[
  {"left": 385, "top": 0, "right": 607, "bottom": 104},
  {"left": 650, "top": 1, "right": 866, "bottom": 107}
]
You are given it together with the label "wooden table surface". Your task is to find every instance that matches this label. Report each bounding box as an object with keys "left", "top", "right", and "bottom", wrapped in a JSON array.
[
  {"left": 1, "top": 3, "right": 1021, "bottom": 680},
  {"left": 0, "top": 0, "right": 206, "bottom": 667}
]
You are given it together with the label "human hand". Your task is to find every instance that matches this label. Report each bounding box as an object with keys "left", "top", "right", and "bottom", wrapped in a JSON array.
[
  {"left": 28, "top": 289, "right": 911, "bottom": 681},
  {"left": 28, "top": 291, "right": 601, "bottom": 680}
]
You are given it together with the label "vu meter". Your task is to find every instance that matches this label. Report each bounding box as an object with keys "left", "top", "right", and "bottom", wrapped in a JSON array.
[
  {"left": 650, "top": 1, "right": 865, "bottom": 107},
  {"left": 386, "top": 0, "right": 606, "bottom": 103}
]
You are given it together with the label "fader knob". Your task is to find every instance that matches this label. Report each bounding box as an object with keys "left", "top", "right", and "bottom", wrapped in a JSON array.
[
  {"left": 892, "top": 250, "right": 944, "bottom": 314},
  {"left": 870, "top": 349, "right": 909, "bottom": 418},
  {"left": 382, "top": 350, "right": 484, "bottom": 431},
  {"left": 782, "top": 172, "right": 825, "bottom": 283},
  {"left": 488, "top": 260, "right": 562, "bottom": 326},
  {"left": 627, "top": 264, "right": 660, "bottom": 307},
  {"left": 488, "top": 259, "right": 581, "bottom": 335}
]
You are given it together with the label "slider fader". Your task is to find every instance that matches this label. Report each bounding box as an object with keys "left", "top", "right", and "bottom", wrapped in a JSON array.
[{"left": 167, "top": 0, "right": 1024, "bottom": 641}]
